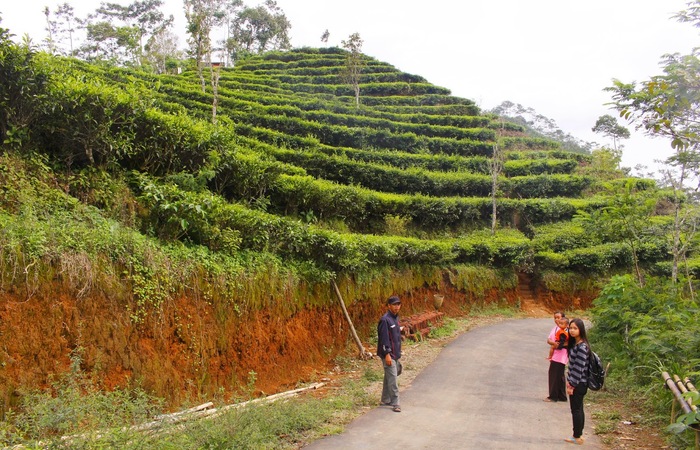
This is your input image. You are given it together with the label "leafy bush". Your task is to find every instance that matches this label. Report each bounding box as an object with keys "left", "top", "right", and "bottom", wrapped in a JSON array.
[{"left": 591, "top": 275, "right": 700, "bottom": 383}]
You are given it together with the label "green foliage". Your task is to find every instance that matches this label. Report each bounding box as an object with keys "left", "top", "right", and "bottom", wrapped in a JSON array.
[
  {"left": 0, "top": 36, "right": 50, "bottom": 147},
  {"left": 591, "top": 275, "right": 700, "bottom": 383},
  {"left": 0, "top": 348, "right": 162, "bottom": 447},
  {"left": 447, "top": 264, "right": 517, "bottom": 297},
  {"left": 428, "top": 317, "right": 458, "bottom": 338},
  {"left": 539, "top": 270, "right": 599, "bottom": 293}
]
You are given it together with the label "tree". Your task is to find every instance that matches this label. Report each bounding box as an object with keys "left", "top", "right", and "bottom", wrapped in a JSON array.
[
  {"left": 578, "top": 148, "right": 625, "bottom": 180},
  {"left": 143, "top": 27, "right": 182, "bottom": 74},
  {"left": 658, "top": 151, "right": 700, "bottom": 287},
  {"left": 226, "top": 0, "right": 291, "bottom": 60},
  {"left": 489, "top": 101, "right": 594, "bottom": 153},
  {"left": 578, "top": 181, "right": 658, "bottom": 287},
  {"left": 184, "top": 0, "right": 227, "bottom": 124},
  {"left": 221, "top": 0, "right": 243, "bottom": 67},
  {"left": 592, "top": 114, "right": 630, "bottom": 151},
  {"left": 320, "top": 29, "right": 329, "bottom": 44},
  {"left": 79, "top": 0, "right": 172, "bottom": 66},
  {"left": 489, "top": 120, "right": 505, "bottom": 235},
  {"left": 606, "top": 0, "right": 700, "bottom": 285},
  {"left": 43, "top": 6, "right": 59, "bottom": 55},
  {"left": 43, "top": 3, "right": 81, "bottom": 56},
  {"left": 341, "top": 32, "right": 364, "bottom": 108}
]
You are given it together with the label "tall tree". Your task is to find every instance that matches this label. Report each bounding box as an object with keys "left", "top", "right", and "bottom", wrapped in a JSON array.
[
  {"left": 341, "top": 32, "right": 364, "bottom": 108},
  {"left": 80, "top": 0, "right": 172, "bottom": 65},
  {"left": 578, "top": 148, "right": 625, "bottom": 180},
  {"left": 579, "top": 181, "right": 658, "bottom": 287},
  {"left": 184, "top": 0, "right": 227, "bottom": 124},
  {"left": 43, "top": 3, "right": 81, "bottom": 56},
  {"left": 43, "top": 6, "right": 59, "bottom": 55},
  {"left": 143, "top": 27, "right": 182, "bottom": 74},
  {"left": 226, "top": 0, "right": 291, "bottom": 60},
  {"left": 592, "top": 114, "right": 630, "bottom": 151},
  {"left": 489, "top": 101, "right": 594, "bottom": 153},
  {"left": 606, "top": 0, "right": 700, "bottom": 284},
  {"left": 489, "top": 120, "right": 505, "bottom": 235},
  {"left": 221, "top": 0, "right": 243, "bottom": 66}
]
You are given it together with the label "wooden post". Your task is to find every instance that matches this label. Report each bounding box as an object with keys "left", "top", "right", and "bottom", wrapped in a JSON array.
[{"left": 331, "top": 279, "right": 372, "bottom": 359}]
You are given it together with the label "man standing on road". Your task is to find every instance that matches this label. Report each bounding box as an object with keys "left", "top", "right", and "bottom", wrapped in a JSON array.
[{"left": 377, "top": 295, "right": 402, "bottom": 412}]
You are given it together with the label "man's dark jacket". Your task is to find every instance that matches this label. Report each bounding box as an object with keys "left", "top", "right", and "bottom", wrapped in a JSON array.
[{"left": 377, "top": 311, "right": 401, "bottom": 360}]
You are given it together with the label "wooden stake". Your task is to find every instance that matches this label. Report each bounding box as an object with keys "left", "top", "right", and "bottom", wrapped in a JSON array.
[{"left": 331, "top": 279, "right": 373, "bottom": 359}]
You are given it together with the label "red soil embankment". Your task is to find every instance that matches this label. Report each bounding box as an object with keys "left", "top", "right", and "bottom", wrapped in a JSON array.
[{"left": 0, "top": 281, "right": 594, "bottom": 409}]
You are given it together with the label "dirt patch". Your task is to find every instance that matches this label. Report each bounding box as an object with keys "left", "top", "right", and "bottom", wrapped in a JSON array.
[{"left": 588, "top": 389, "right": 671, "bottom": 449}]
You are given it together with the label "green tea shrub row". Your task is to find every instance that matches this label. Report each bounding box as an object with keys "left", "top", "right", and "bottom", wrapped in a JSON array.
[
  {"left": 272, "top": 143, "right": 578, "bottom": 176},
  {"left": 341, "top": 94, "right": 483, "bottom": 107},
  {"left": 211, "top": 86, "right": 489, "bottom": 127},
  {"left": 233, "top": 108, "right": 495, "bottom": 144},
  {"left": 508, "top": 150, "right": 590, "bottom": 162},
  {"left": 503, "top": 158, "right": 578, "bottom": 176},
  {"left": 134, "top": 174, "right": 540, "bottom": 271},
  {"left": 531, "top": 222, "right": 596, "bottom": 252},
  {"left": 270, "top": 149, "right": 592, "bottom": 198},
  {"left": 536, "top": 240, "right": 669, "bottom": 273},
  {"left": 250, "top": 64, "right": 399, "bottom": 76},
  {"left": 502, "top": 136, "right": 559, "bottom": 150},
  {"left": 372, "top": 103, "right": 480, "bottom": 115},
  {"left": 265, "top": 174, "right": 601, "bottom": 233},
  {"left": 269, "top": 71, "right": 427, "bottom": 85},
  {"left": 233, "top": 111, "right": 493, "bottom": 155},
  {"left": 285, "top": 81, "right": 451, "bottom": 97}
]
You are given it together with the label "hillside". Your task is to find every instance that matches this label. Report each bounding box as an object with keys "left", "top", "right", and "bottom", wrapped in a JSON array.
[{"left": 0, "top": 43, "right": 670, "bottom": 407}]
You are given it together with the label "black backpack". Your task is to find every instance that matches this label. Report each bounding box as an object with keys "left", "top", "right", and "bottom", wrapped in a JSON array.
[{"left": 587, "top": 350, "right": 606, "bottom": 391}]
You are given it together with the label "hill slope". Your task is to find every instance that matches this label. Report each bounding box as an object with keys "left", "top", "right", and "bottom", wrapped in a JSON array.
[{"left": 0, "top": 43, "right": 668, "bottom": 406}]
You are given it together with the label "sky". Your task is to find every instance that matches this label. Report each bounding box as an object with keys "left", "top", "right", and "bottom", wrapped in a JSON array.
[{"left": 1, "top": 0, "right": 698, "bottom": 175}]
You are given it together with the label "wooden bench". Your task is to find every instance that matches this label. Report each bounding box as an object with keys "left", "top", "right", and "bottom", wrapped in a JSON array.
[{"left": 400, "top": 310, "right": 445, "bottom": 340}]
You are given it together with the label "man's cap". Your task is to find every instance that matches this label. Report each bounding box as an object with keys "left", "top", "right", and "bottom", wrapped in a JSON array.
[{"left": 387, "top": 296, "right": 401, "bottom": 305}]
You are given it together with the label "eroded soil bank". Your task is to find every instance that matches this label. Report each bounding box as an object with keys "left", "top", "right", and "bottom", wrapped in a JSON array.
[{"left": 0, "top": 280, "right": 596, "bottom": 410}]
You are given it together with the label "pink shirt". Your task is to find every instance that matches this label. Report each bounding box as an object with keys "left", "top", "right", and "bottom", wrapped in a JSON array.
[{"left": 549, "top": 325, "right": 569, "bottom": 365}]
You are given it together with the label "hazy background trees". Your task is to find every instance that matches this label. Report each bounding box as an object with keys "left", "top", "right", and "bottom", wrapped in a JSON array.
[{"left": 33, "top": 0, "right": 291, "bottom": 74}]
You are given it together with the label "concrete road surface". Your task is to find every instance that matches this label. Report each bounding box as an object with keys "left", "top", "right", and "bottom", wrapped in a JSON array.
[{"left": 306, "top": 318, "right": 602, "bottom": 449}]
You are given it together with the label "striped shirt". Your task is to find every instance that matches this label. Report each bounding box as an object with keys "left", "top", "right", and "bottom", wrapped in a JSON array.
[{"left": 567, "top": 342, "right": 589, "bottom": 387}]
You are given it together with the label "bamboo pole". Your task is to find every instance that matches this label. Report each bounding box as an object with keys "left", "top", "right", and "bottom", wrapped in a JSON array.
[
  {"left": 663, "top": 372, "right": 693, "bottom": 415},
  {"left": 674, "top": 375, "right": 698, "bottom": 412},
  {"left": 331, "top": 279, "right": 373, "bottom": 359}
]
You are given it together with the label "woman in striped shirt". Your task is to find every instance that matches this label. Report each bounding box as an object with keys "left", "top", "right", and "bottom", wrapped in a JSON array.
[{"left": 565, "top": 318, "right": 590, "bottom": 445}]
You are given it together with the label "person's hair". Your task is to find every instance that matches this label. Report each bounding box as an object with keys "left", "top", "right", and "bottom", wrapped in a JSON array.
[
  {"left": 554, "top": 311, "right": 565, "bottom": 318},
  {"left": 561, "top": 317, "right": 570, "bottom": 325},
  {"left": 567, "top": 318, "right": 589, "bottom": 349}
]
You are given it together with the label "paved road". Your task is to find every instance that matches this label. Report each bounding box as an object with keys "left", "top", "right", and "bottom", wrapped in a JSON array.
[{"left": 306, "top": 318, "right": 602, "bottom": 449}]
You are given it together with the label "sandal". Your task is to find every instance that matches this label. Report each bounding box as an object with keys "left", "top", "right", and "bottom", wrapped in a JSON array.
[{"left": 392, "top": 405, "right": 401, "bottom": 412}]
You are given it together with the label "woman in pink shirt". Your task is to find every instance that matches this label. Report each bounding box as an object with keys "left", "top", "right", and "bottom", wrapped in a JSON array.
[{"left": 544, "top": 311, "right": 569, "bottom": 402}]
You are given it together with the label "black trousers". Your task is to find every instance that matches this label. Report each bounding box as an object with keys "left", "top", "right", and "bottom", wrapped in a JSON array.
[
  {"left": 548, "top": 361, "right": 567, "bottom": 401},
  {"left": 569, "top": 384, "right": 588, "bottom": 438}
]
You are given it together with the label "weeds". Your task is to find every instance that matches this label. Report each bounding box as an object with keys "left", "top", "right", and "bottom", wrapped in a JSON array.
[
  {"left": 0, "top": 348, "right": 162, "bottom": 448},
  {"left": 468, "top": 300, "right": 520, "bottom": 318}
]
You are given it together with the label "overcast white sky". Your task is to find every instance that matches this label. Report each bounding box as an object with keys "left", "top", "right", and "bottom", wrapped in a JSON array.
[{"left": 2, "top": 0, "right": 697, "bottom": 175}]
